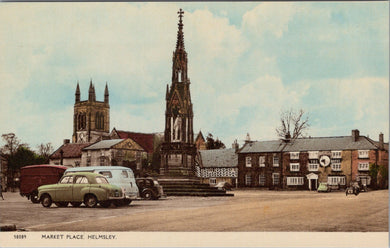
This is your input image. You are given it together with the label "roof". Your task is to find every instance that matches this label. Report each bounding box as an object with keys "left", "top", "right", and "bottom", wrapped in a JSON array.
[
  {"left": 283, "top": 136, "right": 378, "bottom": 152},
  {"left": 239, "top": 135, "right": 379, "bottom": 153},
  {"left": 66, "top": 166, "right": 133, "bottom": 172},
  {"left": 195, "top": 131, "right": 205, "bottom": 142},
  {"left": 198, "top": 148, "right": 237, "bottom": 168},
  {"left": 115, "top": 130, "right": 155, "bottom": 153},
  {"left": 21, "top": 164, "right": 68, "bottom": 170},
  {"left": 83, "top": 139, "right": 124, "bottom": 150},
  {"left": 239, "top": 140, "right": 286, "bottom": 154},
  {"left": 50, "top": 143, "right": 92, "bottom": 159}
]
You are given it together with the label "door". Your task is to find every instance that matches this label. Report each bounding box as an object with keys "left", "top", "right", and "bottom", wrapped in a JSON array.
[
  {"left": 72, "top": 176, "right": 89, "bottom": 202},
  {"left": 54, "top": 175, "right": 73, "bottom": 201},
  {"left": 310, "top": 179, "right": 318, "bottom": 190}
]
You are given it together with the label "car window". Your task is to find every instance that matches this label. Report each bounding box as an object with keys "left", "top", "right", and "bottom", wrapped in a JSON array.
[
  {"left": 60, "top": 176, "right": 73, "bottom": 184},
  {"left": 99, "top": 171, "right": 112, "bottom": 178},
  {"left": 75, "top": 176, "right": 89, "bottom": 184},
  {"left": 121, "top": 170, "right": 128, "bottom": 178},
  {"left": 145, "top": 180, "right": 153, "bottom": 187},
  {"left": 95, "top": 176, "right": 109, "bottom": 184}
]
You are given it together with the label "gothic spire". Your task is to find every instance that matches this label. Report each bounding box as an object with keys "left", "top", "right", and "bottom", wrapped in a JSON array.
[
  {"left": 88, "top": 79, "right": 95, "bottom": 101},
  {"left": 172, "top": 8, "right": 188, "bottom": 83},
  {"left": 104, "top": 82, "right": 109, "bottom": 104},
  {"left": 75, "top": 81, "right": 80, "bottom": 103},
  {"left": 176, "top": 8, "right": 185, "bottom": 51}
]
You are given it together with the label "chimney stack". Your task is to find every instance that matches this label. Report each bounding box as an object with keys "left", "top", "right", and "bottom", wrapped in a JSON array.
[
  {"left": 232, "top": 139, "right": 239, "bottom": 152},
  {"left": 379, "top": 133, "right": 384, "bottom": 150},
  {"left": 352, "top": 129, "right": 360, "bottom": 142},
  {"left": 63, "top": 139, "right": 70, "bottom": 145},
  {"left": 245, "top": 133, "right": 251, "bottom": 144}
]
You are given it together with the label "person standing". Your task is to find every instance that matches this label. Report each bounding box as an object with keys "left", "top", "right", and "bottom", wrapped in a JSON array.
[{"left": 0, "top": 178, "right": 4, "bottom": 200}]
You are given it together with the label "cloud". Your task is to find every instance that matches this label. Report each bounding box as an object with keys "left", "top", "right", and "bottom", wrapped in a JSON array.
[{"left": 0, "top": 2, "right": 388, "bottom": 150}]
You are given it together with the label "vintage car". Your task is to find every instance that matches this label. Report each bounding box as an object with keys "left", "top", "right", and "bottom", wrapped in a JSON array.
[
  {"left": 214, "top": 181, "right": 233, "bottom": 191},
  {"left": 38, "top": 172, "right": 124, "bottom": 208},
  {"left": 136, "top": 177, "right": 164, "bottom": 200},
  {"left": 19, "top": 164, "right": 67, "bottom": 203},
  {"left": 346, "top": 182, "right": 360, "bottom": 196},
  {"left": 65, "top": 166, "right": 139, "bottom": 205},
  {"left": 317, "top": 182, "right": 331, "bottom": 193}
]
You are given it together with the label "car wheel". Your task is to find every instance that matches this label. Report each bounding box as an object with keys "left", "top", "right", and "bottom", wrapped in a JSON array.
[
  {"left": 41, "top": 194, "right": 52, "bottom": 208},
  {"left": 142, "top": 189, "right": 153, "bottom": 200},
  {"left": 55, "top": 202, "right": 69, "bottom": 207},
  {"left": 84, "top": 195, "right": 98, "bottom": 208},
  {"left": 100, "top": 201, "right": 111, "bottom": 208},
  {"left": 30, "top": 192, "right": 40, "bottom": 204},
  {"left": 70, "top": 202, "right": 81, "bottom": 207}
]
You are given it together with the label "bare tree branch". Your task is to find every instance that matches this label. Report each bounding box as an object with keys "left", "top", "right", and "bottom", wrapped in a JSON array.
[{"left": 276, "top": 108, "right": 310, "bottom": 139}]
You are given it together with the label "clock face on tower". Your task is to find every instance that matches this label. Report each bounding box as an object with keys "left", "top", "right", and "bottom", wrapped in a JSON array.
[{"left": 78, "top": 132, "right": 86, "bottom": 142}]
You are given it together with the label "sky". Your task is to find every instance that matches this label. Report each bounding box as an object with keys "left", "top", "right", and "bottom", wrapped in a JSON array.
[{"left": 0, "top": 2, "right": 388, "bottom": 151}]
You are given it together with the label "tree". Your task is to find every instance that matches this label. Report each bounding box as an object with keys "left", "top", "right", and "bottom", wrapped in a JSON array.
[
  {"left": 37, "top": 143, "right": 54, "bottom": 163},
  {"left": 205, "top": 133, "right": 226, "bottom": 150},
  {"left": 276, "top": 108, "right": 310, "bottom": 139},
  {"left": 1, "top": 133, "right": 23, "bottom": 156}
]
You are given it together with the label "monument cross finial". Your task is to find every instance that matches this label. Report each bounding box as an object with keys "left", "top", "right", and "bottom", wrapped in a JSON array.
[{"left": 178, "top": 8, "right": 184, "bottom": 22}]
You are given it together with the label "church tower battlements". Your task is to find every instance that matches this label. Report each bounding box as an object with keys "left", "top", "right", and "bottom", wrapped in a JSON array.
[
  {"left": 160, "top": 9, "right": 196, "bottom": 177},
  {"left": 72, "top": 80, "right": 110, "bottom": 143}
]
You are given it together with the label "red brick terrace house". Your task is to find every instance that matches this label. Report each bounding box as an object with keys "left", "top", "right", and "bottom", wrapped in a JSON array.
[{"left": 49, "top": 139, "right": 92, "bottom": 167}]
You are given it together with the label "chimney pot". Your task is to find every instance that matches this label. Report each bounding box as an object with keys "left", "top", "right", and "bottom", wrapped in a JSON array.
[{"left": 63, "top": 139, "right": 70, "bottom": 144}]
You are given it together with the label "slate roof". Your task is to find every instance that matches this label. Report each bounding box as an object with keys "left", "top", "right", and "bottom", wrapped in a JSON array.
[
  {"left": 115, "top": 130, "right": 155, "bottom": 153},
  {"left": 83, "top": 139, "right": 124, "bottom": 150},
  {"left": 198, "top": 148, "right": 237, "bottom": 168},
  {"left": 50, "top": 143, "right": 92, "bottom": 159},
  {"left": 283, "top": 136, "right": 378, "bottom": 152},
  {"left": 239, "top": 140, "right": 286, "bottom": 154},
  {"left": 239, "top": 135, "right": 380, "bottom": 154}
]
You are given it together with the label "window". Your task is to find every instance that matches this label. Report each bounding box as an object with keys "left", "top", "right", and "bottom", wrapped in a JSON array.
[
  {"left": 209, "top": 178, "right": 216, "bottom": 185},
  {"left": 272, "top": 173, "right": 280, "bottom": 185},
  {"left": 99, "top": 171, "right": 112, "bottom": 178},
  {"left": 273, "top": 156, "right": 279, "bottom": 167},
  {"left": 287, "top": 177, "right": 304, "bottom": 185},
  {"left": 358, "top": 162, "right": 369, "bottom": 171},
  {"left": 100, "top": 156, "right": 107, "bottom": 166},
  {"left": 246, "top": 156, "right": 252, "bottom": 167},
  {"left": 290, "top": 152, "right": 300, "bottom": 160},
  {"left": 95, "top": 176, "right": 109, "bottom": 184},
  {"left": 331, "top": 151, "right": 342, "bottom": 159},
  {"left": 308, "top": 151, "right": 319, "bottom": 159},
  {"left": 331, "top": 163, "right": 341, "bottom": 171},
  {"left": 245, "top": 174, "right": 252, "bottom": 186},
  {"left": 60, "top": 176, "right": 73, "bottom": 184},
  {"left": 308, "top": 163, "right": 319, "bottom": 171},
  {"left": 121, "top": 170, "right": 129, "bottom": 178},
  {"left": 259, "top": 156, "right": 265, "bottom": 167},
  {"left": 290, "top": 163, "right": 300, "bottom": 172},
  {"left": 259, "top": 174, "right": 266, "bottom": 186},
  {"left": 358, "top": 150, "right": 369, "bottom": 159},
  {"left": 328, "top": 176, "right": 346, "bottom": 185},
  {"left": 75, "top": 176, "right": 88, "bottom": 184}
]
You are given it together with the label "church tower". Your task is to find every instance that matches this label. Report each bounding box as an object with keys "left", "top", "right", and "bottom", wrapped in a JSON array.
[
  {"left": 72, "top": 80, "right": 110, "bottom": 143},
  {"left": 160, "top": 9, "right": 196, "bottom": 176}
]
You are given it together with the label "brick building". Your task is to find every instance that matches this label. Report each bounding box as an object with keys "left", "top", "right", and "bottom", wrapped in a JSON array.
[{"left": 238, "top": 130, "right": 388, "bottom": 190}]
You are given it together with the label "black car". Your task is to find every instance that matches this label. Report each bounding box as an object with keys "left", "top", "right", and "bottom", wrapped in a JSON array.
[{"left": 136, "top": 178, "right": 164, "bottom": 200}]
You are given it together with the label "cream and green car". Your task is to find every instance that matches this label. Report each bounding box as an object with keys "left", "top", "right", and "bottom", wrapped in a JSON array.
[{"left": 38, "top": 172, "right": 124, "bottom": 208}]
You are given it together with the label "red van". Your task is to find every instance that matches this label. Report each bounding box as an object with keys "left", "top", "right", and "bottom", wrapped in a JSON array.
[{"left": 20, "top": 164, "right": 67, "bottom": 203}]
